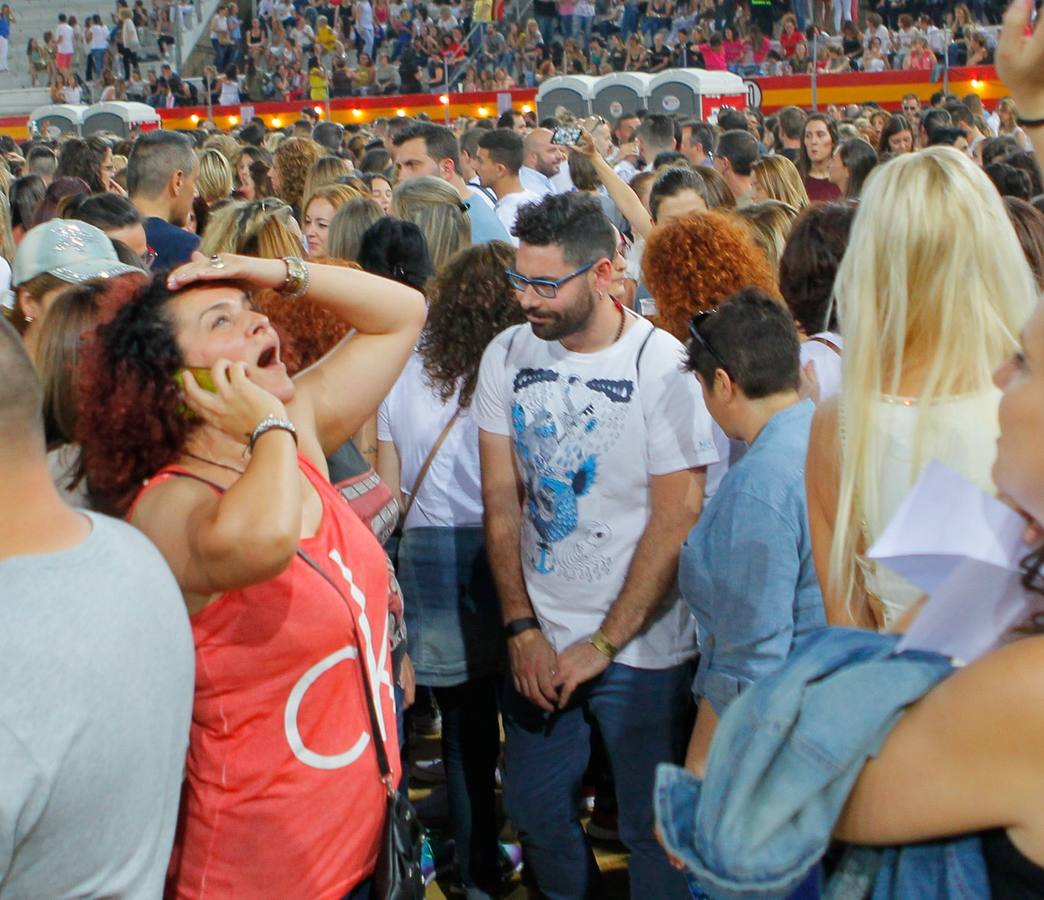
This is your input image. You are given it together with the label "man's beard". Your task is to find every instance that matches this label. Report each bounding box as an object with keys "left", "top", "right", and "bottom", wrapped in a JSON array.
[{"left": 527, "top": 284, "right": 596, "bottom": 342}]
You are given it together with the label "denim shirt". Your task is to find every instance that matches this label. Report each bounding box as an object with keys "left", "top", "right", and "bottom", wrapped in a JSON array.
[
  {"left": 653, "top": 628, "right": 986, "bottom": 900},
  {"left": 679, "top": 399, "right": 825, "bottom": 715}
]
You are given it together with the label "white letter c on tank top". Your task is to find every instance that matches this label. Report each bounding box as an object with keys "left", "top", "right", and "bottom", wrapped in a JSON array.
[{"left": 284, "top": 645, "right": 370, "bottom": 769}]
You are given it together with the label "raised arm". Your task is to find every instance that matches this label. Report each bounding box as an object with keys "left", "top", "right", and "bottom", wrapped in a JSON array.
[
  {"left": 996, "top": 0, "right": 1044, "bottom": 162},
  {"left": 168, "top": 254, "right": 427, "bottom": 461},
  {"left": 574, "top": 128, "right": 654, "bottom": 239}
]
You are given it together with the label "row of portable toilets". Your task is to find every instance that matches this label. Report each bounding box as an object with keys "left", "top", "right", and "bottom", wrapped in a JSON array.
[
  {"left": 536, "top": 70, "right": 749, "bottom": 124},
  {"left": 29, "top": 102, "right": 163, "bottom": 140}
]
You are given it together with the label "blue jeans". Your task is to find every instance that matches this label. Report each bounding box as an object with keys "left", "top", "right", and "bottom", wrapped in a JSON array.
[
  {"left": 503, "top": 660, "right": 695, "bottom": 900},
  {"left": 621, "top": 3, "right": 640, "bottom": 37},
  {"left": 536, "top": 14, "right": 555, "bottom": 48},
  {"left": 397, "top": 526, "right": 504, "bottom": 688},
  {"left": 435, "top": 676, "right": 501, "bottom": 896},
  {"left": 573, "top": 14, "right": 594, "bottom": 48}
]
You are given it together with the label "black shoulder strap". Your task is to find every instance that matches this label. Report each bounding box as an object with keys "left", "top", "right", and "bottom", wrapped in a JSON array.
[
  {"left": 634, "top": 319, "right": 656, "bottom": 378},
  {"left": 157, "top": 469, "right": 227, "bottom": 493},
  {"left": 296, "top": 548, "right": 392, "bottom": 782}
]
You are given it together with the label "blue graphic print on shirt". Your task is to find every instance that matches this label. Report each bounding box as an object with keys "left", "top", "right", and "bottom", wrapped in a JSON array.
[{"left": 510, "top": 367, "right": 633, "bottom": 579}]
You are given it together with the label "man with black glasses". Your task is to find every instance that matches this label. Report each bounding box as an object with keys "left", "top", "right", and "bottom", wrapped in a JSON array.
[{"left": 474, "top": 192, "right": 718, "bottom": 899}]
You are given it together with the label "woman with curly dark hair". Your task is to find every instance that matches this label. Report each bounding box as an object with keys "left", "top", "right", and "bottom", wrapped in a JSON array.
[
  {"left": 376, "top": 240, "right": 525, "bottom": 898},
  {"left": 74, "top": 252, "right": 426, "bottom": 898},
  {"left": 271, "top": 135, "right": 323, "bottom": 214},
  {"left": 55, "top": 136, "right": 117, "bottom": 194}
]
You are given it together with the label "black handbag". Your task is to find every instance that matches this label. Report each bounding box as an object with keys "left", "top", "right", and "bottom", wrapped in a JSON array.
[{"left": 297, "top": 550, "right": 425, "bottom": 900}]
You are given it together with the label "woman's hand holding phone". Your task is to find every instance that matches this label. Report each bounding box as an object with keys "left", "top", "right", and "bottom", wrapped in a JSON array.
[{"left": 181, "top": 360, "right": 288, "bottom": 445}]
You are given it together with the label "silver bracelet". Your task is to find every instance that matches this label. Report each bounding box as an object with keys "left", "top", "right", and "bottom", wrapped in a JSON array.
[{"left": 248, "top": 415, "right": 298, "bottom": 453}]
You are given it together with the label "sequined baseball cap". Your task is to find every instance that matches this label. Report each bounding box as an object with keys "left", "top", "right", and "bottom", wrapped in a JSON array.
[{"left": 9, "top": 219, "right": 144, "bottom": 297}]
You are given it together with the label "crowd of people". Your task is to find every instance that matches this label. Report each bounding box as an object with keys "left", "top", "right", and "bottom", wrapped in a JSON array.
[
  {"left": 4, "top": 1, "right": 1044, "bottom": 898},
  {"left": 24, "top": 0, "right": 1011, "bottom": 113}
]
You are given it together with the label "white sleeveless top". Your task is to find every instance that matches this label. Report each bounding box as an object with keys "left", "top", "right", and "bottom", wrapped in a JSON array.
[{"left": 860, "top": 387, "right": 1001, "bottom": 627}]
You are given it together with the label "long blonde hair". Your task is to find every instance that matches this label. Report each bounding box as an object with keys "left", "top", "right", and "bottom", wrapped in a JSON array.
[
  {"left": 829, "top": 146, "right": 1038, "bottom": 610},
  {"left": 752, "top": 155, "right": 809, "bottom": 209},
  {"left": 200, "top": 198, "right": 303, "bottom": 258},
  {"left": 391, "top": 176, "right": 469, "bottom": 271}
]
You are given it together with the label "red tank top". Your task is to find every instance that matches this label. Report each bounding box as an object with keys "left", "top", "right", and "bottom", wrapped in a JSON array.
[{"left": 131, "top": 454, "right": 400, "bottom": 899}]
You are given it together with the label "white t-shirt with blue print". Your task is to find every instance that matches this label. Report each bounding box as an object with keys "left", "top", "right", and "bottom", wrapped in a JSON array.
[{"left": 474, "top": 314, "right": 719, "bottom": 669}]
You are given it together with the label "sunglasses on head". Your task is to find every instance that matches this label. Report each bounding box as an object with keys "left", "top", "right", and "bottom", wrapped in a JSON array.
[{"left": 687, "top": 309, "right": 729, "bottom": 374}]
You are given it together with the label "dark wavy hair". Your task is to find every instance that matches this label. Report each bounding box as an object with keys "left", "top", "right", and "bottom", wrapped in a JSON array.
[
  {"left": 55, "top": 136, "right": 111, "bottom": 194},
  {"left": 76, "top": 275, "right": 201, "bottom": 514},
  {"left": 419, "top": 241, "right": 525, "bottom": 408},
  {"left": 778, "top": 202, "right": 855, "bottom": 336},
  {"left": 797, "top": 113, "right": 839, "bottom": 180}
]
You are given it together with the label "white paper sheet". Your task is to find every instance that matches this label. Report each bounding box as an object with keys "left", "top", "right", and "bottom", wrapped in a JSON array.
[{"left": 867, "top": 461, "right": 1043, "bottom": 663}]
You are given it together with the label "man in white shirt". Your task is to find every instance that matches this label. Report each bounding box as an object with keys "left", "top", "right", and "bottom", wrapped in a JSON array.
[
  {"left": 519, "top": 127, "right": 565, "bottom": 198},
  {"left": 474, "top": 192, "right": 716, "bottom": 900},
  {"left": 55, "top": 14, "right": 75, "bottom": 73},
  {"left": 475, "top": 129, "right": 542, "bottom": 246}
]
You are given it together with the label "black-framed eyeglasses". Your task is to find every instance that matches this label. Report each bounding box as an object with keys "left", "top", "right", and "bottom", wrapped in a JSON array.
[
  {"left": 688, "top": 309, "right": 729, "bottom": 374},
  {"left": 505, "top": 261, "right": 596, "bottom": 299}
]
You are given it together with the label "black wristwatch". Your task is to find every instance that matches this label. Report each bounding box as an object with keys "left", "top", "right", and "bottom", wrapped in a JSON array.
[{"left": 504, "top": 617, "right": 542, "bottom": 639}]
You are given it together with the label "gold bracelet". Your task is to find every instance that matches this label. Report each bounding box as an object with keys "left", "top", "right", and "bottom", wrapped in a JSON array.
[
  {"left": 280, "top": 255, "right": 309, "bottom": 298},
  {"left": 590, "top": 629, "right": 619, "bottom": 660}
]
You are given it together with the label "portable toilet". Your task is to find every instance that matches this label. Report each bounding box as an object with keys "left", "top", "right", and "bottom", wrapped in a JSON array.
[
  {"left": 536, "top": 75, "right": 601, "bottom": 120},
  {"left": 591, "top": 72, "right": 656, "bottom": 121},
  {"left": 29, "top": 104, "right": 88, "bottom": 139},
  {"left": 648, "top": 69, "right": 747, "bottom": 122},
  {"left": 83, "top": 101, "right": 162, "bottom": 138}
]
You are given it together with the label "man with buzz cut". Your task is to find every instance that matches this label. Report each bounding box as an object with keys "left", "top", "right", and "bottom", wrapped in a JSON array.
[
  {"left": 392, "top": 121, "right": 511, "bottom": 245},
  {"left": 0, "top": 317, "right": 195, "bottom": 898},
  {"left": 475, "top": 129, "right": 542, "bottom": 246},
  {"left": 474, "top": 192, "right": 718, "bottom": 899},
  {"left": 128, "top": 130, "right": 200, "bottom": 270}
]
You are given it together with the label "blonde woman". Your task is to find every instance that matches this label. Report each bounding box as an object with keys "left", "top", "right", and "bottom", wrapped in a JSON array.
[
  {"left": 302, "top": 183, "right": 362, "bottom": 259},
  {"left": 199, "top": 198, "right": 304, "bottom": 258},
  {"left": 806, "top": 147, "right": 1038, "bottom": 630},
  {"left": 735, "top": 200, "right": 800, "bottom": 273},
  {"left": 328, "top": 196, "right": 384, "bottom": 263},
  {"left": 197, "top": 148, "right": 234, "bottom": 205},
  {"left": 751, "top": 155, "right": 809, "bottom": 209},
  {"left": 996, "top": 97, "right": 1032, "bottom": 150},
  {"left": 390, "top": 176, "right": 469, "bottom": 271},
  {"left": 302, "top": 155, "right": 353, "bottom": 206}
]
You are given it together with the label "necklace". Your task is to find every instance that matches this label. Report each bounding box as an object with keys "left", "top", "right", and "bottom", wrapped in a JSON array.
[
  {"left": 613, "top": 299, "right": 626, "bottom": 343},
  {"left": 183, "top": 451, "right": 246, "bottom": 476}
]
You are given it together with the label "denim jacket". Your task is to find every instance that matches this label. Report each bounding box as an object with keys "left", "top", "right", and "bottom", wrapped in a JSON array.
[
  {"left": 654, "top": 628, "right": 987, "bottom": 899},
  {"left": 679, "top": 400, "right": 824, "bottom": 715}
]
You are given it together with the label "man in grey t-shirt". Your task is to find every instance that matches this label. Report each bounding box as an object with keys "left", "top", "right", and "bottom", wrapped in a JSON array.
[{"left": 0, "top": 318, "right": 194, "bottom": 899}]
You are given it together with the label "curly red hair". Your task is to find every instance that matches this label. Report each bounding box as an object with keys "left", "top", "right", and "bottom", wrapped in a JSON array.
[
  {"left": 76, "top": 274, "right": 198, "bottom": 515},
  {"left": 642, "top": 211, "right": 780, "bottom": 342}
]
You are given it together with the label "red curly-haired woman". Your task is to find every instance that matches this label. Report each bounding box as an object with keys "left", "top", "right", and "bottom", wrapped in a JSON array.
[
  {"left": 75, "top": 253, "right": 426, "bottom": 899},
  {"left": 642, "top": 210, "right": 782, "bottom": 498},
  {"left": 641, "top": 210, "right": 781, "bottom": 344}
]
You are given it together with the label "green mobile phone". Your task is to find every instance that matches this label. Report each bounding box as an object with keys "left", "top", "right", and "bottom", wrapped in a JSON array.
[{"left": 173, "top": 367, "right": 219, "bottom": 393}]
